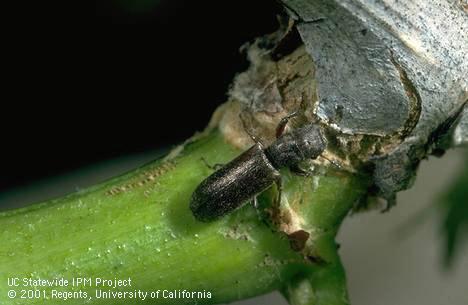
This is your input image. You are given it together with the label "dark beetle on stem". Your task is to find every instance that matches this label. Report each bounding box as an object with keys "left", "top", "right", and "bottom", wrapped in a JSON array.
[{"left": 190, "top": 113, "right": 327, "bottom": 222}]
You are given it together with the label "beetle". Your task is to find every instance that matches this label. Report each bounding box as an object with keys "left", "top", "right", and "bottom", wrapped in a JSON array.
[{"left": 190, "top": 113, "right": 327, "bottom": 222}]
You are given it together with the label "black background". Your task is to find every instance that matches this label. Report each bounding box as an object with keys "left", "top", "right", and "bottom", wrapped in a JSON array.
[{"left": 1, "top": 0, "right": 280, "bottom": 192}]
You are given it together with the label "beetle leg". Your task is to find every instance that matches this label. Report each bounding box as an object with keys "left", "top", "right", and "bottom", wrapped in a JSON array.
[
  {"left": 276, "top": 111, "right": 299, "bottom": 138},
  {"left": 252, "top": 196, "right": 263, "bottom": 221},
  {"left": 273, "top": 173, "right": 283, "bottom": 207},
  {"left": 290, "top": 164, "right": 313, "bottom": 177},
  {"left": 200, "top": 157, "right": 224, "bottom": 170},
  {"left": 253, "top": 196, "right": 272, "bottom": 223},
  {"left": 252, "top": 196, "right": 259, "bottom": 209},
  {"left": 320, "top": 155, "right": 342, "bottom": 170}
]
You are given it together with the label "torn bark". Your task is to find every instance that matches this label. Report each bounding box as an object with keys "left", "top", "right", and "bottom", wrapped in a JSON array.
[{"left": 221, "top": 0, "right": 467, "bottom": 208}]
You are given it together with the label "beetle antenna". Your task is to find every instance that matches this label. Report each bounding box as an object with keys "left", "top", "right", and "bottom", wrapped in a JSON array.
[{"left": 239, "top": 111, "right": 264, "bottom": 146}]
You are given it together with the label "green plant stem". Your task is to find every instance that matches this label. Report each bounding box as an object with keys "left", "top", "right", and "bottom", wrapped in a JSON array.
[
  {"left": 0, "top": 130, "right": 367, "bottom": 305},
  {"left": 282, "top": 236, "right": 349, "bottom": 305}
]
